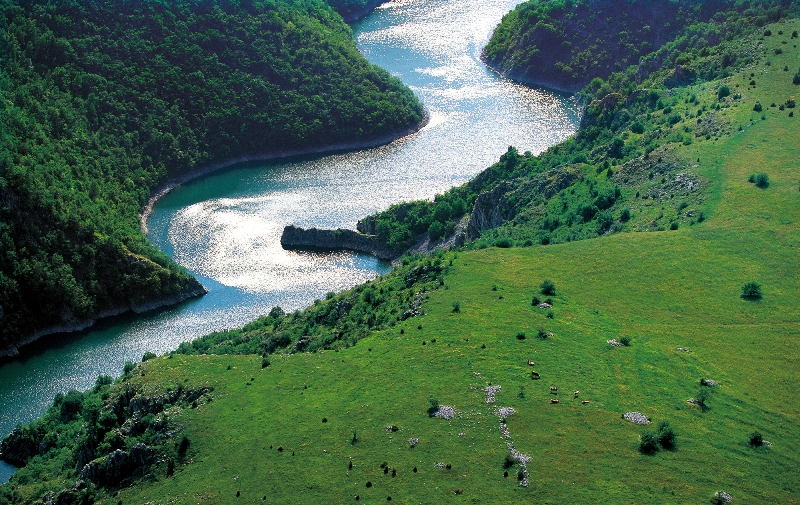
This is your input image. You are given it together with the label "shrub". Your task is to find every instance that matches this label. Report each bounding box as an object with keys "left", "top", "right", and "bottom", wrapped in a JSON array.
[
  {"left": 630, "top": 121, "right": 645, "bottom": 134},
  {"left": 123, "top": 361, "right": 136, "bottom": 375},
  {"left": 717, "top": 85, "right": 730, "bottom": 99},
  {"left": 620, "top": 336, "right": 631, "bottom": 346},
  {"left": 749, "top": 172, "right": 769, "bottom": 188},
  {"left": 177, "top": 436, "right": 190, "bottom": 458},
  {"left": 620, "top": 208, "right": 631, "bottom": 222},
  {"left": 261, "top": 357, "right": 271, "bottom": 368},
  {"left": 696, "top": 387, "right": 711, "bottom": 409},
  {"left": 639, "top": 430, "right": 659, "bottom": 454},
  {"left": 427, "top": 397, "right": 440, "bottom": 417},
  {"left": 503, "top": 455, "right": 514, "bottom": 469},
  {"left": 142, "top": 351, "right": 157, "bottom": 362},
  {"left": 531, "top": 295, "right": 541, "bottom": 306},
  {"left": 494, "top": 237, "right": 513, "bottom": 248},
  {"left": 540, "top": 280, "right": 556, "bottom": 296},
  {"left": 452, "top": 301, "right": 460, "bottom": 313},
  {"left": 537, "top": 328, "right": 549, "bottom": 339},
  {"left": 753, "top": 102, "right": 762, "bottom": 112},
  {"left": 516, "top": 332, "right": 526, "bottom": 340},
  {"left": 741, "top": 281, "right": 763, "bottom": 300},
  {"left": 763, "top": 29, "right": 772, "bottom": 36},
  {"left": 428, "top": 220, "right": 445, "bottom": 241},
  {"left": 793, "top": 72, "right": 800, "bottom": 85},
  {"left": 749, "top": 431, "right": 764, "bottom": 446},
  {"left": 657, "top": 421, "right": 676, "bottom": 450},
  {"left": 670, "top": 222, "right": 679, "bottom": 230},
  {"left": 546, "top": 310, "right": 554, "bottom": 319}
]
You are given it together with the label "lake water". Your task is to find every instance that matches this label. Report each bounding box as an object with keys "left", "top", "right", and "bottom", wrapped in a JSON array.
[{"left": 0, "top": 0, "right": 579, "bottom": 482}]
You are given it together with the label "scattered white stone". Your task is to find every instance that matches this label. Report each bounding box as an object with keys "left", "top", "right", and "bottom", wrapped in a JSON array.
[
  {"left": 714, "top": 491, "right": 733, "bottom": 503},
  {"left": 434, "top": 462, "right": 445, "bottom": 469},
  {"left": 408, "top": 438, "right": 419, "bottom": 447},
  {"left": 537, "top": 302, "right": 552, "bottom": 309},
  {"left": 507, "top": 442, "right": 531, "bottom": 466},
  {"left": 458, "top": 432, "right": 465, "bottom": 437},
  {"left": 484, "top": 385, "right": 502, "bottom": 403},
  {"left": 434, "top": 405, "right": 455, "bottom": 420},
  {"left": 607, "top": 339, "right": 622, "bottom": 346},
  {"left": 623, "top": 412, "right": 650, "bottom": 424},
  {"left": 677, "top": 347, "right": 690, "bottom": 352},
  {"left": 473, "top": 372, "right": 481, "bottom": 377},
  {"left": 764, "top": 440, "right": 773, "bottom": 446},
  {"left": 496, "top": 406, "right": 516, "bottom": 418},
  {"left": 701, "top": 379, "right": 719, "bottom": 387}
]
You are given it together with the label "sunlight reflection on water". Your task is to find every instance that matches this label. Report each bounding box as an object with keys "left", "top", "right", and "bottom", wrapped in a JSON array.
[{"left": 0, "top": 0, "right": 580, "bottom": 482}]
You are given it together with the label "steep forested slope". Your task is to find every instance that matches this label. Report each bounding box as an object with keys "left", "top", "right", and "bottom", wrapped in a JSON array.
[
  {"left": 482, "top": 0, "right": 795, "bottom": 91},
  {"left": 0, "top": 0, "right": 424, "bottom": 353}
]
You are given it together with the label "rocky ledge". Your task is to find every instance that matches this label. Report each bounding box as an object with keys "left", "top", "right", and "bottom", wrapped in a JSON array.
[{"left": 280, "top": 225, "right": 398, "bottom": 261}]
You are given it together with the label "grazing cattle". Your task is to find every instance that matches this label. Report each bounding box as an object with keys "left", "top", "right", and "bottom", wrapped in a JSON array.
[
  {"left": 581, "top": 400, "right": 590, "bottom": 404},
  {"left": 549, "top": 386, "right": 558, "bottom": 392},
  {"left": 530, "top": 371, "right": 540, "bottom": 378},
  {"left": 527, "top": 360, "right": 535, "bottom": 366},
  {"left": 550, "top": 399, "right": 559, "bottom": 404},
  {"left": 573, "top": 390, "right": 580, "bottom": 397}
]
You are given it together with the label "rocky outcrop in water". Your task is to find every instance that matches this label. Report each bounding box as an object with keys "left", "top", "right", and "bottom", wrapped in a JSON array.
[{"left": 280, "top": 225, "right": 398, "bottom": 260}]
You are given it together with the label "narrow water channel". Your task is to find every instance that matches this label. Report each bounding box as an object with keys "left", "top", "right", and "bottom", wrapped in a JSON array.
[{"left": 0, "top": 0, "right": 579, "bottom": 482}]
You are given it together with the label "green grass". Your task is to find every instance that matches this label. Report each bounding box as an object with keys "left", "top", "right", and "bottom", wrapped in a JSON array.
[
  {"left": 119, "top": 43, "right": 800, "bottom": 501},
  {"left": 6, "top": 17, "right": 800, "bottom": 505}
]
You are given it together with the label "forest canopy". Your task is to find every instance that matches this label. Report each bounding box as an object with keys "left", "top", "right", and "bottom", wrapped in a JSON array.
[{"left": 0, "top": 0, "right": 424, "bottom": 350}]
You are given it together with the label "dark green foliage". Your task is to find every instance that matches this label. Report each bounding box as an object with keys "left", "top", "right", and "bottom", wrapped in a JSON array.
[
  {"left": 142, "top": 352, "right": 157, "bottom": 362},
  {"left": 741, "top": 281, "right": 762, "bottom": 299},
  {"left": 428, "top": 221, "right": 446, "bottom": 242},
  {"left": 261, "top": 357, "right": 271, "bottom": 368},
  {"left": 630, "top": 121, "right": 645, "bottom": 134},
  {"left": 483, "top": 0, "right": 799, "bottom": 92},
  {"left": 427, "top": 397, "right": 440, "bottom": 417},
  {"left": 452, "top": 301, "right": 460, "bottom": 313},
  {"left": 516, "top": 332, "right": 526, "bottom": 340},
  {"left": 718, "top": 85, "right": 731, "bottom": 99},
  {"left": 540, "top": 279, "right": 556, "bottom": 296},
  {"left": 753, "top": 102, "right": 763, "bottom": 112},
  {"left": 174, "top": 255, "right": 448, "bottom": 357},
  {"left": 639, "top": 430, "right": 659, "bottom": 454},
  {"left": 749, "top": 431, "right": 764, "bottom": 446},
  {"left": 178, "top": 435, "right": 191, "bottom": 458},
  {"left": 494, "top": 237, "right": 513, "bottom": 248},
  {"left": 619, "top": 336, "right": 631, "bottom": 346},
  {"left": 0, "top": 0, "right": 423, "bottom": 346},
  {"left": 123, "top": 361, "right": 136, "bottom": 375},
  {"left": 657, "top": 421, "right": 676, "bottom": 450},
  {"left": 749, "top": 172, "right": 770, "bottom": 188},
  {"left": 696, "top": 387, "right": 711, "bottom": 409}
]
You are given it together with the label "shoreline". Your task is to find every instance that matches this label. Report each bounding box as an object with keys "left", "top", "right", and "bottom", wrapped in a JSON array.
[
  {"left": 140, "top": 113, "right": 429, "bottom": 234},
  {"left": 480, "top": 56, "right": 583, "bottom": 95}
]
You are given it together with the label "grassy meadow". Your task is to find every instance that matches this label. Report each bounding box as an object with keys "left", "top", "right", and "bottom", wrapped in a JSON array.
[{"left": 95, "top": 20, "right": 800, "bottom": 505}]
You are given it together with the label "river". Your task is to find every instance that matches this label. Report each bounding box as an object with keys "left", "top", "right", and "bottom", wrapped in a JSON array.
[{"left": 0, "top": 0, "right": 579, "bottom": 482}]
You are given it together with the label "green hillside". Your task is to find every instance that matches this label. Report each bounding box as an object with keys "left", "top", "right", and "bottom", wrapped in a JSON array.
[
  {"left": 2, "top": 3, "right": 800, "bottom": 505},
  {"left": 482, "top": 0, "right": 797, "bottom": 92},
  {"left": 0, "top": 0, "right": 424, "bottom": 352}
]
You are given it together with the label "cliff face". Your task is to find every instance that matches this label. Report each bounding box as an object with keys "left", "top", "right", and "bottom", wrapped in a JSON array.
[{"left": 280, "top": 225, "right": 398, "bottom": 261}]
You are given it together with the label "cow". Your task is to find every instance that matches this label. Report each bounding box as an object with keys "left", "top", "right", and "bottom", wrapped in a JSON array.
[
  {"left": 581, "top": 400, "right": 590, "bottom": 404},
  {"left": 550, "top": 399, "right": 559, "bottom": 404},
  {"left": 527, "top": 360, "right": 535, "bottom": 366},
  {"left": 549, "top": 386, "right": 558, "bottom": 392},
  {"left": 530, "top": 371, "right": 540, "bottom": 379},
  {"left": 573, "top": 390, "right": 580, "bottom": 398}
]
